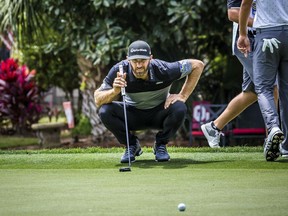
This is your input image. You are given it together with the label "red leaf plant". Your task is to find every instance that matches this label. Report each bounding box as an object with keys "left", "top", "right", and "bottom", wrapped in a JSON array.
[{"left": 0, "top": 58, "right": 42, "bottom": 134}]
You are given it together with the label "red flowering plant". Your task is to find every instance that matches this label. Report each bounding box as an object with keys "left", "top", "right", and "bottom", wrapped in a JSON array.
[{"left": 0, "top": 58, "right": 42, "bottom": 134}]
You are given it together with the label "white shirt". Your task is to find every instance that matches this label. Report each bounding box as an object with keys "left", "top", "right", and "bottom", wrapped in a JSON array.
[{"left": 253, "top": 0, "right": 288, "bottom": 28}]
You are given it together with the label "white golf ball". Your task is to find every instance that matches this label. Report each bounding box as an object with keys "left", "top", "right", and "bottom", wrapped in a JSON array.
[{"left": 178, "top": 203, "right": 186, "bottom": 211}]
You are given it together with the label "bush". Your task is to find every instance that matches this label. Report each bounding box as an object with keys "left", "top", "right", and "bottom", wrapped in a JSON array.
[
  {"left": 71, "top": 114, "right": 92, "bottom": 136},
  {"left": 0, "top": 58, "right": 42, "bottom": 134}
]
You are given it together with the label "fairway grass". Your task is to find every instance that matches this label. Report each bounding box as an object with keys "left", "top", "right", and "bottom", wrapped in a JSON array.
[{"left": 0, "top": 147, "right": 287, "bottom": 216}]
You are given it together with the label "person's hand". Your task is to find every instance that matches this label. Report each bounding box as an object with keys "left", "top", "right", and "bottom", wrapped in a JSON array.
[
  {"left": 164, "top": 94, "right": 186, "bottom": 109},
  {"left": 262, "top": 38, "right": 280, "bottom": 53},
  {"left": 237, "top": 35, "right": 251, "bottom": 57},
  {"left": 113, "top": 72, "right": 127, "bottom": 94}
]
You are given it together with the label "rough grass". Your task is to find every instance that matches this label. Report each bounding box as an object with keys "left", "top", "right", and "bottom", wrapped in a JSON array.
[
  {"left": 0, "top": 136, "right": 38, "bottom": 148},
  {"left": 0, "top": 146, "right": 263, "bottom": 154}
]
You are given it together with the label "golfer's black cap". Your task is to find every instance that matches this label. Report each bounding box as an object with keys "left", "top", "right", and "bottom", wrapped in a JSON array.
[{"left": 127, "top": 40, "right": 151, "bottom": 60}]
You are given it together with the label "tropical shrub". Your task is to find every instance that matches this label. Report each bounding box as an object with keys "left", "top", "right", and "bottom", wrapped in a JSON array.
[
  {"left": 0, "top": 58, "right": 42, "bottom": 134},
  {"left": 71, "top": 114, "right": 92, "bottom": 137}
]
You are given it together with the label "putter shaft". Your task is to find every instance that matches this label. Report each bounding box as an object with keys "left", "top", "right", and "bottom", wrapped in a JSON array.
[{"left": 119, "top": 64, "right": 131, "bottom": 170}]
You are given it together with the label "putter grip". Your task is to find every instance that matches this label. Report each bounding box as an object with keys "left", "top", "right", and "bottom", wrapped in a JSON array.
[{"left": 119, "top": 64, "right": 126, "bottom": 96}]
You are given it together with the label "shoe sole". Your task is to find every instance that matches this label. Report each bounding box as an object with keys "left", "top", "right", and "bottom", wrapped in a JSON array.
[
  {"left": 120, "top": 148, "right": 143, "bottom": 163},
  {"left": 265, "top": 132, "right": 284, "bottom": 161},
  {"left": 200, "top": 125, "right": 220, "bottom": 148}
]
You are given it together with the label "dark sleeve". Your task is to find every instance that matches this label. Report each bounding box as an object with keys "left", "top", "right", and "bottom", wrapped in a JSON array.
[
  {"left": 227, "top": 0, "right": 242, "bottom": 9},
  {"left": 98, "top": 64, "right": 119, "bottom": 91},
  {"left": 152, "top": 59, "right": 182, "bottom": 81}
]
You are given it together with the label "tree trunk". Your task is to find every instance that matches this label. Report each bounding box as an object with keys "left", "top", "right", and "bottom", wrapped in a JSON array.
[{"left": 76, "top": 54, "right": 109, "bottom": 143}]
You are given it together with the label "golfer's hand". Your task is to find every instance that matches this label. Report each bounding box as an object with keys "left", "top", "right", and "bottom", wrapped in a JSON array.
[
  {"left": 113, "top": 72, "right": 127, "bottom": 94},
  {"left": 164, "top": 94, "right": 186, "bottom": 109},
  {"left": 237, "top": 35, "right": 251, "bottom": 57},
  {"left": 262, "top": 38, "right": 280, "bottom": 53}
]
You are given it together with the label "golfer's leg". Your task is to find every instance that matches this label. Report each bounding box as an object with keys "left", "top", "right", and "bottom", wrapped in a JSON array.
[
  {"left": 154, "top": 101, "right": 187, "bottom": 144},
  {"left": 98, "top": 102, "right": 136, "bottom": 145}
]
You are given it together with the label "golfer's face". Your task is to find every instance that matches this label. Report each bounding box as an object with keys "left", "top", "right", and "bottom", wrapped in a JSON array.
[{"left": 129, "top": 59, "right": 150, "bottom": 80}]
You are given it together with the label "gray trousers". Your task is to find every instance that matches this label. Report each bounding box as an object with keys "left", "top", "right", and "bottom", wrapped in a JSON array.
[
  {"left": 234, "top": 32, "right": 255, "bottom": 92},
  {"left": 254, "top": 25, "right": 288, "bottom": 148}
]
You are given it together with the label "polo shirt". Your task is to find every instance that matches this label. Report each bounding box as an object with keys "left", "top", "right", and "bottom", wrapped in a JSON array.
[{"left": 99, "top": 59, "right": 192, "bottom": 109}]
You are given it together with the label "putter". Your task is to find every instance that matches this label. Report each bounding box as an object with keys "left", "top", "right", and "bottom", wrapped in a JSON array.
[{"left": 118, "top": 64, "right": 132, "bottom": 172}]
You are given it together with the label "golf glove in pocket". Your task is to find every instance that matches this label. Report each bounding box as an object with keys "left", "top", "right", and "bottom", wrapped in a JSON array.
[{"left": 262, "top": 38, "right": 281, "bottom": 53}]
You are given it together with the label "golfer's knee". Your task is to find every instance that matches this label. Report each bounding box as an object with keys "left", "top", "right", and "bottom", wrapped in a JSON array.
[{"left": 171, "top": 102, "right": 187, "bottom": 120}]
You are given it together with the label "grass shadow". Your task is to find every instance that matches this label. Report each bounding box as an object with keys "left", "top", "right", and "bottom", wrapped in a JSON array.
[
  {"left": 115, "top": 158, "right": 230, "bottom": 169},
  {"left": 275, "top": 159, "right": 288, "bottom": 163}
]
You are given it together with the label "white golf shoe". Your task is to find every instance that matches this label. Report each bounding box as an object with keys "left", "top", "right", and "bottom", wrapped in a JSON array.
[{"left": 201, "top": 122, "right": 223, "bottom": 148}]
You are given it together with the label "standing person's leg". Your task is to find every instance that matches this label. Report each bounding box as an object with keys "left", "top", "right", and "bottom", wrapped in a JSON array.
[
  {"left": 279, "top": 65, "right": 288, "bottom": 157},
  {"left": 254, "top": 29, "right": 284, "bottom": 161},
  {"left": 279, "top": 28, "right": 288, "bottom": 157},
  {"left": 217, "top": 33, "right": 258, "bottom": 130},
  {"left": 213, "top": 91, "right": 257, "bottom": 130},
  {"left": 201, "top": 34, "right": 257, "bottom": 148}
]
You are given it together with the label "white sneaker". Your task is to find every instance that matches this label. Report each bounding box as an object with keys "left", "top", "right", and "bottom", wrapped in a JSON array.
[
  {"left": 201, "top": 122, "right": 223, "bottom": 148},
  {"left": 264, "top": 127, "right": 284, "bottom": 161},
  {"left": 280, "top": 143, "right": 288, "bottom": 158}
]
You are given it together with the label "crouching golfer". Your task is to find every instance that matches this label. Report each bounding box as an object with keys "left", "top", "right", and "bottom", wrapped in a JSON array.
[{"left": 94, "top": 40, "right": 204, "bottom": 163}]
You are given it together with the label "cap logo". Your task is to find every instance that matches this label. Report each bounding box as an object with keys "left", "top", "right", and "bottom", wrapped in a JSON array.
[
  {"left": 127, "top": 40, "right": 151, "bottom": 60},
  {"left": 130, "top": 48, "right": 148, "bottom": 53}
]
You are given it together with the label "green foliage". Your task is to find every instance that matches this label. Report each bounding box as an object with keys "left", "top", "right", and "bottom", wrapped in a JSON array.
[
  {"left": 1, "top": 0, "right": 235, "bottom": 102},
  {"left": 71, "top": 114, "right": 92, "bottom": 136},
  {"left": 0, "top": 0, "right": 45, "bottom": 44},
  {"left": 22, "top": 46, "right": 80, "bottom": 94}
]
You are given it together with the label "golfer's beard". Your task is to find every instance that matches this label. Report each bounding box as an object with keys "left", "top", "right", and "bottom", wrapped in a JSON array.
[
  {"left": 134, "top": 71, "right": 145, "bottom": 77},
  {"left": 133, "top": 67, "right": 148, "bottom": 78}
]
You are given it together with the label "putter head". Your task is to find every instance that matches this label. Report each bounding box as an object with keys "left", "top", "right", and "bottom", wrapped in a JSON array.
[{"left": 119, "top": 167, "right": 131, "bottom": 172}]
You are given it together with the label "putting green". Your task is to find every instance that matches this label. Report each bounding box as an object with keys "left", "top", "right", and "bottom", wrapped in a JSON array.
[{"left": 0, "top": 149, "right": 287, "bottom": 216}]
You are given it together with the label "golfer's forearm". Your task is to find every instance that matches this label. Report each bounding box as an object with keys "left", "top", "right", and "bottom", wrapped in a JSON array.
[
  {"left": 94, "top": 89, "right": 120, "bottom": 107},
  {"left": 179, "top": 60, "right": 204, "bottom": 101},
  {"left": 239, "top": 0, "right": 253, "bottom": 36}
]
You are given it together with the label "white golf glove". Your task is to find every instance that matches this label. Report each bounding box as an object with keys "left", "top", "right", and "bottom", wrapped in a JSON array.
[{"left": 262, "top": 38, "right": 281, "bottom": 53}]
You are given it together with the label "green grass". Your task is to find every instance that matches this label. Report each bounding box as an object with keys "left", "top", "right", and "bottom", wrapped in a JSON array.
[
  {"left": 0, "top": 147, "right": 287, "bottom": 216},
  {"left": 0, "top": 136, "right": 38, "bottom": 148}
]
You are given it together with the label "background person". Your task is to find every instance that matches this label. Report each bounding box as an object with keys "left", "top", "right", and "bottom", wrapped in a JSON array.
[
  {"left": 237, "top": 0, "right": 288, "bottom": 161},
  {"left": 94, "top": 40, "right": 204, "bottom": 163},
  {"left": 201, "top": 0, "right": 258, "bottom": 148}
]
